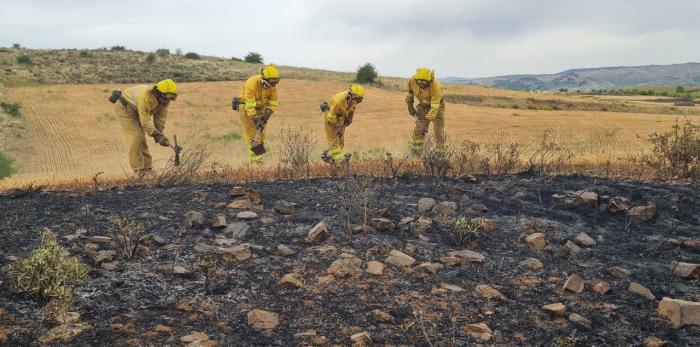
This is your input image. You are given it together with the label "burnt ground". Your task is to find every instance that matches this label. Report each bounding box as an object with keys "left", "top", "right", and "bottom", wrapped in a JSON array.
[{"left": 0, "top": 174, "right": 698, "bottom": 346}]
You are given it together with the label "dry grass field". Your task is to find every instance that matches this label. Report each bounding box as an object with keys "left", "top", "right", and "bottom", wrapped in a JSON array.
[{"left": 1, "top": 78, "right": 690, "bottom": 187}]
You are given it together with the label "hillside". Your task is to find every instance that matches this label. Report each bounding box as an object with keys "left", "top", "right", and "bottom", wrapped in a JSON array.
[
  {"left": 444, "top": 62, "right": 700, "bottom": 91},
  {"left": 0, "top": 47, "right": 356, "bottom": 85}
]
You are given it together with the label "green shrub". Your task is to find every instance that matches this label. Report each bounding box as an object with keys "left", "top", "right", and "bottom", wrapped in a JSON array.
[
  {"left": 355, "top": 63, "right": 378, "bottom": 84},
  {"left": 156, "top": 48, "right": 170, "bottom": 57},
  {"left": 146, "top": 53, "right": 156, "bottom": 64},
  {"left": 442, "top": 217, "right": 485, "bottom": 247},
  {"left": 244, "top": 52, "right": 263, "bottom": 64},
  {"left": 644, "top": 119, "right": 700, "bottom": 180},
  {"left": 111, "top": 45, "right": 126, "bottom": 51},
  {"left": 79, "top": 50, "right": 91, "bottom": 58},
  {"left": 184, "top": 52, "right": 200, "bottom": 60},
  {"left": 1, "top": 101, "right": 21, "bottom": 117},
  {"left": 231, "top": 56, "right": 242, "bottom": 62},
  {"left": 12, "top": 43, "right": 21, "bottom": 49},
  {"left": 6, "top": 230, "right": 89, "bottom": 300},
  {"left": 16, "top": 54, "right": 32, "bottom": 65},
  {"left": 0, "top": 150, "right": 16, "bottom": 179}
]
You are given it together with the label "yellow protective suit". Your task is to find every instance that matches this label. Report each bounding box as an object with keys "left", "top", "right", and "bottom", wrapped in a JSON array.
[
  {"left": 114, "top": 85, "right": 168, "bottom": 172},
  {"left": 238, "top": 75, "right": 279, "bottom": 162},
  {"left": 405, "top": 77, "right": 445, "bottom": 152},
  {"left": 324, "top": 91, "right": 357, "bottom": 161}
]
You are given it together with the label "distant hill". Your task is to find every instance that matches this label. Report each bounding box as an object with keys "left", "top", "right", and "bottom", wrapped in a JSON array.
[{"left": 443, "top": 63, "right": 700, "bottom": 91}]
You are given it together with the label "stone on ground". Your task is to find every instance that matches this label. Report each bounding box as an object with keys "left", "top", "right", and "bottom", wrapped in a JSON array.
[
  {"left": 327, "top": 254, "right": 363, "bottom": 278},
  {"left": 247, "top": 309, "right": 279, "bottom": 335},
  {"left": 432, "top": 201, "right": 457, "bottom": 215},
  {"left": 462, "top": 322, "right": 492, "bottom": 341},
  {"left": 575, "top": 232, "right": 596, "bottom": 248},
  {"left": 628, "top": 282, "right": 655, "bottom": 300},
  {"left": 525, "top": 233, "right": 546, "bottom": 251},
  {"left": 629, "top": 204, "right": 657, "bottom": 223},
  {"left": 385, "top": 250, "right": 416, "bottom": 267},
  {"left": 306, "top": 222, "right": 329, "bottom": 243},
  {"left": 414, "top": 262, "right": 444, "bottom": 275},
  {"left": 371, "top": 218, "right": 395, "bottom": 232},
  {"left": 673, "top": 262, "right": 699, "bottom": 279},
  {"left": 37, "top": 323, "right": 93, "bottom": 345},
  {"left": 475, "top": 284, "right": 506, "bottom": 300},
  {"left": 542, "top": 303, "right": 566, "bottom": 316},
  {"left": 277, "top": 244, "right": 296, "bottom": 256},
  {"left": 276, "top": 273, "right": 304, "bottom": 289},
  {"left": 657, "top": 297, "right": 700, "bottom": 328},
  {"left": 221, "top": 245, "right": 251, "bottom": 261},
  {"left": 273, "top": 200, "right": 295, "bottom": 215},
  {"left": 350, "top": 331, "right": 372, "bottom": 346},
  {"left": 608, "top": 266, "right": 631, "bottom": 279},
  {"left": 563, "top": 274, "right": 585, "bottom": 294},
  {"left": 569, "top": 313, "right": 591, "bottom": 328},
  {"left": 184, "top": 211, "right": 205, "bottom": 228},
  {"left": 592, "top": 282, "right": 611, "bottom": 295},
  {"left": 366, "top": 261, "right": 384, "bottom": 275},
  {"left": 236, "top": 211, "right": 258, "bottom": 220},
  {"left": 370, "top": 309, "right": 395, "bottom": 324},
  {"left": 211, "top": 215, "right": 227, "bottom": 228},
  {"left": 519, "top": 258, "right": 543, "bottom": 272},
  {"left": 417, "top": 198, "right": 436, "bottom": 213}
]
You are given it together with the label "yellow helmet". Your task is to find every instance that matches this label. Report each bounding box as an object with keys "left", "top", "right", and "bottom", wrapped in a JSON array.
[
  {"left": 349, "top": 84, "right": 365, "bottom": 99},
  {"left": 155, "top": 79, "right": 178, "bottom": 100},
  {"left": 414, "top": 68, "right": 434, "bottom": 81},
  {"left": 261, "top": 64, "right": 280, "bottom": 79}
]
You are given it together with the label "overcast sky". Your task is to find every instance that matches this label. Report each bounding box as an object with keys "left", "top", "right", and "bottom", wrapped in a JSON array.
[{"left": 2, "top": 0, "right": 699, "bottom": 78}]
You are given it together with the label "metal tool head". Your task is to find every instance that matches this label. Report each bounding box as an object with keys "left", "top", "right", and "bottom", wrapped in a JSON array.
[{"left": 173, "top": 134, "right": 182, "bottom": 166}]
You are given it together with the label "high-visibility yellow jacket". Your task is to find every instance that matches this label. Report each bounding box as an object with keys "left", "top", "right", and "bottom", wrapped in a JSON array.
[
  {"left": 238, "top": 75, "right": 279, "bottom": 117},
  {"left": 405, "top": 78, "right": 443, "bottom": 118},
  {"left": 326, "top": 91, "right": 356, "bottom": 124},
  {"left": 121, "top": 85, "right": 168, "bottom": 137}
]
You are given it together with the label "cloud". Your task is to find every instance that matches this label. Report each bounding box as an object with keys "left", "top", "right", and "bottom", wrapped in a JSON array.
[{"left": 1, "top": 0, "right": 699, "bottom": 77}]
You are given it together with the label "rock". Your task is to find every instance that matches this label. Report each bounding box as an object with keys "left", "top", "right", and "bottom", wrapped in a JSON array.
[
  {"left": 224, "top": 222, "right": 249, "bottom": 239},
  {"left": 575, "top": 232, "right": 596, "bottom": 248},
  {"left": 448, "top": 249, "right": 486, "bottom": 263},
  {"left": 404, "top": 243, "right": 417, "bottom": 255},
  {"left": 276, "top": 273, "right": 304, "bottom": 289},
  {"left": 575, "top": 191, "right": 598, "bottom": 206},
  {"left": 440, "top": 283, "right": 465, "bottom": 292},
  {"left": 350, "top": 331, "right": 372, "bottom": 346},
  {"left": 83, "top": 235, "right": 112, "bottom": 244},
  {"left": 143, "top": 233, "right": 167, "bottom": 246},
  {"left": 213, "top": 238, "right": 236, "bottom": 247},
  {"left": 385, "top": 250, "right": 416, "bottom": 267},
  {"left": 608, "top": 196, "right": 631, "bottom": 213},
  {"left": 184, "top": 211, "right": 205, "bottom": 228},
  {"left": 417, "top": 198, "right": 436, "bottom": 213},
  {"left": 227, "top": 198, "right": 252, "bottom": 209},
  {"left": 433, "top": 201, "right": 457, "bottom": 215},
  {"left": 273, "top": 200, "right": 295, "bottom": 215},
  {"left": 475, "top": 284, "right": 506, "bottom": 300},
  {"left": 472, "top": 203, "right": 489, "bottom": 213},
  {"left": 643, "top": 337, "right": 666, "bottom": 347},
  {"left": 370, "top": 309, "right": 395, "bottom": 324},
  {"left": 236, "top": 211, "right": 258, "bottom": 220},
  {"left": 94, "top": 250, "right": 116, "bottom": 264},
  {"left": 519, "top": 258, "right": 543, "bottom": 272},
  {"left": 371, "top": 218, "right": 395, "bottom": 232},
  {"left": 409, "top": 216, "right": 432, "bottom": 234},
  {"left": 37, "top": 323, "right": 93, "bottom": 345},
  {"left": 171, "top": 265, "right": 192, "bottom": 276},
  {"left": 462, "top": 322, "right": 492, "bottom": 341},
  {"left": 154, "top": 324, "right": 173, "bottom": 333},
  {"left": 569, "top": 313, "right": 591, "bottom": 328},
  {"left": 672, "top": 262, "right": 699, "bottom": 279},
  {"left": 525, "top": 233, "right": 546, "bottom": 251},
  {"left": 608, "top": 266, "right": 631, "bottom": 279},
  {"left": 564, "top": 240, "right": 582, "bottom": 256},
  {"left": 52, "top": 311, "right": 81, "bottom": 324},
  {"left": 328, "top": 254, "right": 363, "bottom": 278},
  {"left": 306, "top": 222, "right": 329, "bottom": 243},
  {"left": 366, "top": 261, "right": 384, "bottom": 275},
  {"left": 180, "top": 331, "right": 211, "bottom": 344},
  {"left": 211, "top": 215, "right": 227, "bottom": 228},
  {"left": 542, "top": 303, "right": 566, "bottom": 316},
  {"left": 657, "top": 297, "right": 700, "bottom": 328},
  {"left": 194, "top": 243, "right": 214, "bottom": 254},
  {"left": 101, "top": 261, "right": 119, "bottom": 271},
  {"left": 465, "top": 174, "right": 477, "bottom": 183},
  {"left": 628, "top": 282, "right": 655, "bottom": 300},
  {"left": 629, "top": 204, "right": 657, "bottom": 223},
  {"left": 414, "top": 262, "right": 444, "bottom": 275},
  {"left": 247, "top": 310, "right": 279, "bottom": 334},
  {"left": 592, "top": 282, "right": 611, "bottom": 295},
  {"left": 230, "top": 186, "right": 263, "bottom": 206},
  {"left": 563, "top": 274, "right": 585, "bottom": 294},
  {"left": 481, "top": 219, "right": 497, "bottom": 232},
  {"left": 277, "top": 244, "right": 296, "bottom": 256},
  {"left": 221, "top": 245, "right": 251, "bottom": 261}
]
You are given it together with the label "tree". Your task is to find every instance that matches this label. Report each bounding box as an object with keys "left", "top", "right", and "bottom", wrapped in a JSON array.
[
  {"left": 111, "top": 45, "right": 126, "bottom": 51},
  {"left": 184, "top": 52, "right": 200, "bottom": 60},
  {"left": 156, "top": 48, "right": 170, "bottom": 57},
  {"left": 12, "top": 43, "right": 21, "bottom": 49},
  {"left": 676, "top": 86, "right": 685, "bottom": 93},
  {"left": 355, "top": 63, "right": 378, "bottom": 84},
  {"left": 146, "top": 53, "right": 156, "bottom": 64},
  {"left": 244, "top": 52, "right": 263, "bottom": 64}
]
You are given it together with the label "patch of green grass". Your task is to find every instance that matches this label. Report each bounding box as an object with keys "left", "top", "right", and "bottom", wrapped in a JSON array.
[
  {"left": 1, "top": 101, "right": 21, "bottom": 117},
  {"left": 211, "top": 132, "right": 241, "bottom": 141},
  {"left": 0, "top": 150, "right": 17, "bottom": 179}
]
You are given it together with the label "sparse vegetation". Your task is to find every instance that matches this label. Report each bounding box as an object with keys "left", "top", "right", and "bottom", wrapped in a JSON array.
[
  {"left": 0, "top": 150, "right": 16, "bottom": 179},
  {"left": 244, "top": 52, "right": 263, "bottom": 64},
  {"left": 16, "top": 54, "right": 32, "bottom": 65},
  {"left": 441, "top": 216, "right": 485, "bottom": 247},
  {"left": 156, "top": 48, "right": 170, "bottom": 57},
  {"left": 184, "top": 52, "right": 201, "bottom": 60},
  {"left": 145, "top": 52, "right": 156, "bottom": 64},
  {"left": 355, "top": 63, "right": 378, "bottom": 84},
  {"left": 107, "top": 216, "right": 146, "bottom": 261},
  {"left": 110, "top": 45, "right": 126, "bottom": 51},
  {"left": 277, "top": 126, "right": 316, "bottom": 179},
  {"left": 1, "top": 100, "right": 21, "bottom": 117},
  {"left": 643, "top": 119, "right": 700, "bottom": 180}
]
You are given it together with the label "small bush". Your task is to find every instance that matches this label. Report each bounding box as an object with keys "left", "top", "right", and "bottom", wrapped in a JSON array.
[
  {"left": 277, "top": 126, "right": 316, "bottom": 179},
  {"left": 146, "top": 53, "right": 156, "bottom": 64},
  {"left": 244, "top": 52, "right": 263, "bottom": 64},
  {"left": 111, "top": 45, "right": 126, "bottom": 51},
  {"left": 16, "top": 54, "right": 32, "bottom": 65},
  {"left": 1, "top": 101, "right": 21, "bottom": 117},
  {"left": 156, "top": 48, "right": 170, "bottom": 57},
  {"left": 231, "top": 56, "right": 242, "bottom": 62},
  {"left": 0, "top": 150, "right": 16, "bottom": 179},
  {"left": 12, "top": 43, "right": 21, "bottom": 49},
  {"left": 355, "top": 63, "right": 378, "bottom": 84},
  {"left": 442, "top": 217, "right": 485, "bottom": 247},
  {"left": 79, "top": 50, "right": 91, "bottom": 58},
  {"left": 643, "top": 119, "right": 700, "bottom": 180},
  {"left": 421, "top": 142, "right": 453, "bottom": 177},
  {"left": 184, "top": 52, "right": 200, "bottom": 60},
  {"left": 6, "top": 230, "right": 89, "bottom": 300},
  {"left": 107, "top": 216, "right": 145, "bottom": 260}
]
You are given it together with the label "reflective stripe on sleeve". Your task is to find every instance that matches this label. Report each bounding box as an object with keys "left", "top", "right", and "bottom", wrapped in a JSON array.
[{"left": 245, "top": 100, "right": 257, "bottom": 109}]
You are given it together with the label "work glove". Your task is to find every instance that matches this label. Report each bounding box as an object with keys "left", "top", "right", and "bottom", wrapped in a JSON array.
[
  {"left": 154, "top": 133, "right": 171, "bottom": 147},
  {"left": 426, "top": 110, "right": 437, "bottom": 121},
  {"left": 326, "top": 112, "right": 337, "bottom": 125},
  {"left": 264, "top": 108, "right": 273, "bottom": 119},
  {"left": 407, "top": 103, "right": 417, "bottom": 116},
  {"left": 344, "top": 117, "right": 353, "bottom": 127}
]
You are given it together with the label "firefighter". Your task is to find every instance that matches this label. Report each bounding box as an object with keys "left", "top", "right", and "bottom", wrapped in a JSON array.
[
  {"left": 405, "top": 68, "right": 445, "bottom": 153},
  {"left": 323, "top": 84, "right": 364, "bottom": 161},
  {"left": 237, "top": 64, "right": 280, "bottom": 163},
  {"left": 114, "top": 79, "right": 177, "bottom": 174}
]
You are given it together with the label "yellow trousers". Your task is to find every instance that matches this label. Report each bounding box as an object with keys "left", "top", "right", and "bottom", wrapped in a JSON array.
[
  {"left": 239, "top": 109, "right": 265, "bottom": 162},
  {"left": 411, "top": 101, "right": 445, "bottom": 152},
  {"left": 324, "top": 114, "right": 346, "bottom": 161},
  {"left": 115, "top": 103, "right": 152, "bottom": 172}
]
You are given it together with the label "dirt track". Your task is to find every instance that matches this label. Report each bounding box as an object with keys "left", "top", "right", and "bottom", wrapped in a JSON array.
[{"left": 0, "top": 174, "right": 698, "bottom": 346}]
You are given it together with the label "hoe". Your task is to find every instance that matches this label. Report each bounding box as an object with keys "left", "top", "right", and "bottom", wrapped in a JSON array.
[{"left": 171, "top": 134, "right": 182, "bottom": 166}]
